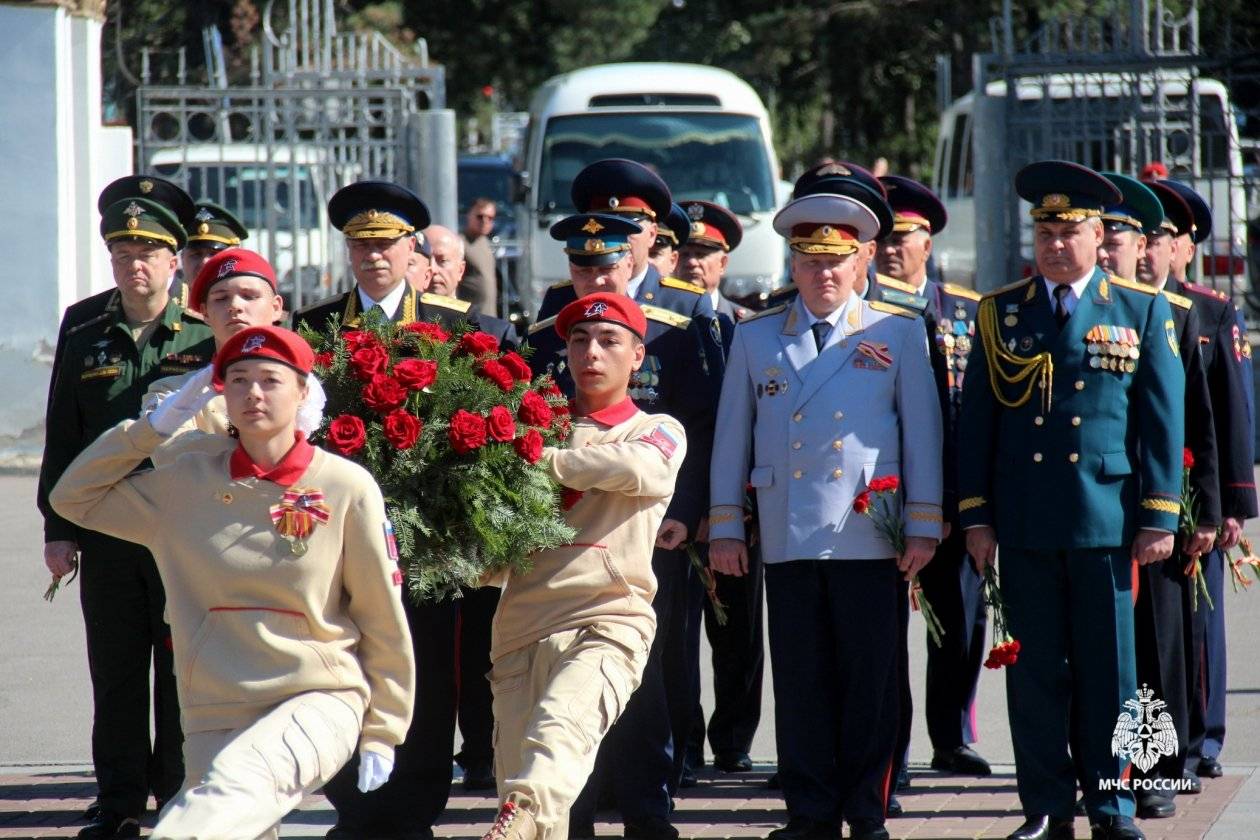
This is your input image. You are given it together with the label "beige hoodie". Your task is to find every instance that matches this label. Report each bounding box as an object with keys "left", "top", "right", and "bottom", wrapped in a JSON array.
[{"left": 51, "top": 419, "right": 415, "bottom": 759}]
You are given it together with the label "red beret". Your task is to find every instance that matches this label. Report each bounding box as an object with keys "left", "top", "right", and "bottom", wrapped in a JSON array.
[
  {"left": 555, "top": 292, "right": 647, "bottom": 340},
  {"left": 213, "top": 326, "right": 314, "bottom": 385},
  {"left": 190, "top": 248, "right": 278, "bottom": 313}
]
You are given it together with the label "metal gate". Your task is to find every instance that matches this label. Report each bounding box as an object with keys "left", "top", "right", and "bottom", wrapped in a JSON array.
[
  {"left": 970, "top": 0, "right": 1257, "bottom": 306},
  {"left": 133, "top": 0, "right": 448, "bottom": 311}
]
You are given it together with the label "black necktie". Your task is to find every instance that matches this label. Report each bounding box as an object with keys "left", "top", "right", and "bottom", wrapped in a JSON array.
[
  {"left": 811, "top": 320, "right": 831, "bottom": 352},
  {"left": 1053, "top": 284, "right": 1072, "bottom": 328}
]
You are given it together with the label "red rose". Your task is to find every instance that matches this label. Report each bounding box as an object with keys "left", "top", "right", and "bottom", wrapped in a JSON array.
[
  {"left": 853, "top": 491, "right": 871, "bottom": 514},
  {"left": 518, "top": 390, "right": 554, "bottom": 428},
  {"left": 487, "top": 405, "right": 517, "bottom": 442},
  {"left": 382, "top": 409, "right": 422, "bottom": 450},
  {"left": 402, "top": 321, "right": 451, "bottom": 343},
  {"left": 448, "top": 409, "right": 489, "bottom": 454},
  {"left": 561, "top": 488, "right": 584, "bottom": 511},
  {"left": 349, "top": 344, "right": 390, "bottom": 382},
  {"left": 477, "top": 359, "right": 515, "bottom": 392},
  {"left": 457, "top": 331, "right": 501, "bottom": 357},
  {"left": 342, "top": 330, "right": 380, "bottom": 352},
  {"left": 362, "top": 375, "right": 409, "bottom": 413},
  {"left": 313, "top": 351, "right": 334, "bottom": 370},
  {"left": 500, "top": 351, "right": 533, "bottom": 382},
  {"left": 394, "top": 358, "right": 438, "bottom": 391},
  {"left": 513, "top": 429, "right": 544, "bottom": 463},
  {"left": 327, "top": 414, "right": 367, "bottom": 456},
  {"left": 1183, "top": 447, "right": 1195, "bottom": 471}
]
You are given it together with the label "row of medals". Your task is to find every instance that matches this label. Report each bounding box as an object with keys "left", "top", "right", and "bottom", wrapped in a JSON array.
[
  {"left": 1087, "top": 340, "right": 1140, "bottom": 373},
  {"left": 936, "top": 308, "right": 974, "bottom": 371}
]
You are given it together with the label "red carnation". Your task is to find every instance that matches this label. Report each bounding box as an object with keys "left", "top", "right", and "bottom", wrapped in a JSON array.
[
  {"left": 327, "top": 414, "right": 367, "bottom": 456},
  {"left": 342, "top": 330, "right": 380, "bottom": 352},
  {"left": 313, "top": 351, "right": 334, "bottom": 370},
  {"left": 457, "top": 331, "right": 501, "bottom": 357},
  {"left": 448, "top": 409, "right": 489, "bottom": 454},
  {"left": 853, "top": 491, "right": 871, "bottom": 514},
  {"left": 868, "top": 475, "right": 900, "bottom": 493},
  {"left": 513, "top": 429, "right": 544, "bottom": 463},
  {"left": 500, "top": 351, "right": 533, "bottom": 382},
  {"left": 561, "top": 488, "right": 585, "bottom": 511},
  {"left": 394, "top": 358, "right": 438, "bottom": 391},
  {"left": 519, "top": 390, "right": 554, "bottom": 428},
  {"left": 362, "top": 375, "right": 409, "bottom": 413},
  {"left": 349, "top": 344, "right": 390, "bottom": 382},
  {"left": 1183, "top": 447, "right": 1195, "bottom": 471},
  {"left": 477, "top": 359, "right": 515, "bottom": 392},
  {"left": 487, "top": 405, "right": 517, "bottom": 442},
  {"left": 382, "top": 409, "right": 422, "bottom": 450},
  {"left": 985, "top": 638, "right": 1021, "bottom": 670},
  {"left": 402, "top": 321, "right": 451, "bottom": 343}
]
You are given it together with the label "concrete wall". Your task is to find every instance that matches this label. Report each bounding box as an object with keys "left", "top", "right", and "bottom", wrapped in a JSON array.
[{"left": 0, "top": 4, "right": 132, "bottom": 465}]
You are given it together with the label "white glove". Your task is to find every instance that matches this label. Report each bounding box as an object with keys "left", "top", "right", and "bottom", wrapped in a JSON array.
[
  {"left": 148, "top": 365, "right": 217, "bottom": 436},
  {"left": 296, "top": 373, "right": 327, "bottom": 436},
  {"left": 357, "top": 750, "right": 394, "bottom": 793}
]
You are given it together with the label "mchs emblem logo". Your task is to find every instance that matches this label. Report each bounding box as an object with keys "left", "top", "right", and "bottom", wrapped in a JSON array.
[{"left": 1110, "top": 684, "right": 1177, "bottom": 773}]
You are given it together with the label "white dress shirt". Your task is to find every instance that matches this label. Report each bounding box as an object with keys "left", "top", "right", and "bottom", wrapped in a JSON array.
[
  {"left": 358, "top": 281, "right": 407, "bottom": 320},
  {"left": 1043, "top": 270, "right": 1094, "bottom": 318}
]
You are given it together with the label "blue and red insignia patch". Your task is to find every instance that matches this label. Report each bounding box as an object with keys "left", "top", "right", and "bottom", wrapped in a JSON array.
[
  {"left": 383, "top": 520, "right": 400, "bottom": 563},
  {"left": 637, "top": 424, "right": 680, "bottom": 459}
]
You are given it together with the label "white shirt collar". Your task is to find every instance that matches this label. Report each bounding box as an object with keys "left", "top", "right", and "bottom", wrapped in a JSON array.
[
  {"left": 627, "top": 267, "right": 648, "bottom": 301},
  {"left": 709, "top": 289, "right": 721, "bottom": 309},
  {"left": 1043, "top": 269, "right": 1094, "bottom": 310},
  {"left": 796, "top": 294, "right": 849, "bottom": 331},
  {"left": 910, "top": 275, "right": 929, "bottom": 296},
  {"left": 357, "top": 281, "right": 407, "bottom": 320}
]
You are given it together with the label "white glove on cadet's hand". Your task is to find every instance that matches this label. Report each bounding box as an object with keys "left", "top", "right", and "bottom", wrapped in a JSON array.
[
  {"left": 295, "top": 373, "right": 327, "bottom": 436},
  {"left": 148, "top": 364, "right": 217, "bottom": 436},
  {"left": 357, "top": 750, "right": 394, "bottom": 793}
]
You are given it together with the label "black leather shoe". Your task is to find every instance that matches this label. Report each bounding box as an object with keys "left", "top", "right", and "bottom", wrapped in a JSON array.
[
  {"left": 849, "top": 821, "right": 891, "bottom": 840},
  {"left": 1006, "top": 815, "right": 1074, "bottom": 840},
  {"left": 462, "top": 759, "right": 496, "bottom": 792},
  {"left": 886, "top": 794, "right": 903, "bottom": 817},
  {"left": 679, "top": 764, "right": 698, "bottom": 788},
  {"left": 1089, "top": 816, "right": 1144, "bottom": 840},
  {"left": 931, "top": 745, "right": 993, "bottom": 776},
  {"left": 895, "top": 766, "right": 911, "bottom": 791},
  {"left": 765, "top": 818, "right": 840, "bottom": 840},
  {"left": 624, "top": 815, "right": 679, "bottom": 840},
  {"left": 1135, "top": 791, "right": 1175, "bottom": 819},
  {"left": 1196, "top": 756, "right": 1223, "bottom": 778},
  {"left": 715, "top": 750, "right": 753, "bottom": 772},
  {"left": 83, "top": 801, "right": 101, "bottom": 821},
  {"left": 1181, "top": 769, "right": 1202, "bottom": 794},
  {"left": 77, "top": 811, "right": 140, "bottom": 839}
]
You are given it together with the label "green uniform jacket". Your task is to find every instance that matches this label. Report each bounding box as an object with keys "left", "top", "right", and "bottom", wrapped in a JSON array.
[
  {"left": 37, "top": 294, "right": 215, "bottom": 542},
  {"left": 957, "top": 268, "right": 1184, "bottom": 548}
]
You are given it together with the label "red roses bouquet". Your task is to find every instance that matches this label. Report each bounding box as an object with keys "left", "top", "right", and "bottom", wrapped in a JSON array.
[
  {"left": 302, "top": 314, "right": 576, "bottom": 599},
  {"left": 853, "top": 475, "right": 944, "bottom": 647}
]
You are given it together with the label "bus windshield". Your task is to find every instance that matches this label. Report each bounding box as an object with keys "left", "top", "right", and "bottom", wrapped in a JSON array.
[
  {"left": 153, "top": 163, "right": 322, "bottom": 230},
  {"left": 537, "top": 112, "right": 776, "bottom": 216}
]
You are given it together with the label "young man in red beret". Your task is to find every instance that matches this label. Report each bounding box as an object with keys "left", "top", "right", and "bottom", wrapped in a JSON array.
[{"left": 479, "top": 293, "right": 686, "bottom": 840}]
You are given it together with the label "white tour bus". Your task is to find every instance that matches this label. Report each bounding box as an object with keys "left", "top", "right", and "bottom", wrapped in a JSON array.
[
  {"left": 516, "top": 62, "right": 786, "bottom": 312},
  {"left": 931, "top": 72, "right": 1249, "bottom": 290}
]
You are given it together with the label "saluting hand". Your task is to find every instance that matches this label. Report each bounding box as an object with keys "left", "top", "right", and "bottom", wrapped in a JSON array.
[
  {"left": 709, "top": 538, "right": 749, "bottom": 577},
  {"left": 655, "top": 519, "right": 688, "bottom": 550},
  {"left": 1132, "top": 529, "right": 1175, "bottom": 566},
  {"left": 898, "top": 536, "right": 938, "bottom": 580},
  {"left": 966, "top": 526, "right": 998, "bottom": 573}
]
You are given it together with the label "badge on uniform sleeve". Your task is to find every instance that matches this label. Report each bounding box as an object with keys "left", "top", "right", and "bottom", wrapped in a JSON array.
[
  {"left": 1232, "top": 323, "right": 1245, "bottom": 362},
  {"left": 270, "top": 487, "right": 331, "bottom": 556},
  {"left": 637, "top": 423, "right": 680, "bottom": 459},
  {"left": 383, "top": 519, "right": 400, "bottom": 563},
  {"left": 1167, "top": 320, "right": 1179, "bottom": 357}
]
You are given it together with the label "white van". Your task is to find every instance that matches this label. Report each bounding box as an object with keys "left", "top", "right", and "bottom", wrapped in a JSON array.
[
  {"left": 148, "top": 143, "right": 356, "bottom": 309},
  {"left": 931, "top": 72, "right": 1249, "bottom": 290},
  {"left": 516, "top": 62, "right": 785, "bottom": 311}
]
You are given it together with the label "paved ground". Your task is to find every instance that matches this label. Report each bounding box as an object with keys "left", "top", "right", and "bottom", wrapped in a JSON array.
[{"left": 3, "top": 471, "right": 1260, "bottom": 838}]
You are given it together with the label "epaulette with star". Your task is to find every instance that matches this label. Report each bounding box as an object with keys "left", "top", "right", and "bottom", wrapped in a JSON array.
[
  {"left": 869, "top": 300, "right": 915, "bottom": 318},
  {"left": 943, "top": 283, "right": 982, "bottom": 302},
  {"left": 642, "top": 304, "right": 691, "bottom": 329},
  {"left": 981, "top": 278, "right": 1033, "bottom": 299},
  {"left": 875, "top": 275, "right": 919, "bottom": 294},
  {"left": 527, "top": 314, "right": 558, "bottom": 335},
  {"left": 548, "top": 279, "right": 574, "bottom": 291},
  {"left": 1109, "top": 275, "right": 1158, "bottom": 296},
  {"left": 421, "top": 292, "right": 472, "bottom": 313},
  {"left": 741, "top": 303, "right": 787, "bottom": 322},
  {"left": 878, "top": 288, "right": 929, "bottom": 313},
  {"left": 1184, "top": 281, "right": 1228, "bottom": 301},
  {"left": 1162, "top": 289, "right": 1193, "bottom": 310},
  {"left": 661, "top": 276, "right": 705, "bottom": 294}
]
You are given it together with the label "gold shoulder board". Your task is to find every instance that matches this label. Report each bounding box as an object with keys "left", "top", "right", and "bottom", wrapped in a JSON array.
[
  {"left": 660, "top": 276, "right": 705, "bottom": 294},
  {"left": 981, "top": 278, "right": 1033, "bottom": 299},
  {"left": 548, "top": 279, "right": 574, "bottom": 290},
  {"left": 528, "top": 315, "right": 558, "bottom": 335},
  {"left": 869, "top": 300, "right": 915, "bottom": 318},
  {"left": 641, "top": 304, "right": 692, "bottom": 329},
  {"left": 943, "top": 282, "right": 982, "bottom": 301},
  {"left": 742, "top": 303, "right": 788, "bottom": 323},
  {"left": 875, "top": 274, "right": 919, "bottom": 294},
  {"left": 1109, "top": 275, "right": 1158, "bottom": 296},
  {"left": 1162, "top": 290, "right": 1193, "bottom": 310},
  {"left": 421, "top": 292, "right": 472, "bottom": 313},
  {"left": 66, "top": 313, "right": 112, "bottom": 336}
]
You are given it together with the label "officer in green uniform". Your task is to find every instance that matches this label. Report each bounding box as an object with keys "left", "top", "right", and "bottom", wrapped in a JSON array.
[
  {"left": 181, "top": 200, "right": 249, "bottom": 291},
  {"left": 37, "top": 198, "right": 215, "bottom": 839},
  {"left": 959, "top": 161, "right": 1184, "bottom": 840}
]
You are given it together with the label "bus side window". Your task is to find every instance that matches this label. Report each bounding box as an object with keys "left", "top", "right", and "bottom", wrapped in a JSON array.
[
  {"left": 959, "top": 113, "right": 974, "bottom": 198},
  {"left": 947, "top": 112, "right": 969, "bottom": 199}
]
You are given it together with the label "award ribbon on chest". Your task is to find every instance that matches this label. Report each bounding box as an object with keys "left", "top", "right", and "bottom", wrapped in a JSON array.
[{"left": 271, "top": 487, "right": 332, "bottom": 556}]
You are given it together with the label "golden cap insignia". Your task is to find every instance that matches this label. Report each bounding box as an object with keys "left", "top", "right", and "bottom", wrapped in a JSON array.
[
  {"left": 366, "top": 208, "right": 379, "bottom": 220},
  {"left": 138, "top": 179, "right": 154, "bottom": 194},
  {"left": 581, "top": 218, "right": 604, "bottom": 234},
  {"left": 585, "top": 238, "right": 605, "bottom": 252},
  {"left": 607, "top": 196, "right": 620, "bottom": 209},
  {"left": 691, "top": 221, "right": 706, "bottom": 235},
  {"left": 1043, "top": 193, "right": 1070, "bottom": 209},
  {"left": 819, "top": 163, "right": 851, "bottom": 176},
  {"left": 123, "top": 202, "right": 144, "bottom": 217},
  {"left": 197, "top": 222, "right": 210, "bottom": 234},
  {"left": 126, "top": 218, "right": 139, "bottom": 230},
  {"left": 820, "top": 225, "right": 833, "bottom": 237}
]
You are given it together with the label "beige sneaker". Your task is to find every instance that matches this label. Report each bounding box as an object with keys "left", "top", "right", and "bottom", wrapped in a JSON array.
[{"left": 481, "top": 796, "right": 538, "bottom": 840}]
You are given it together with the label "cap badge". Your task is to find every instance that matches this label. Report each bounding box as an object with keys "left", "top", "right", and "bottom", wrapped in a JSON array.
[
  {"left": 691, "top": 221, "right": 706, "bottom": 235},
  {"left": 820, "top": 225, "right": 833, "bottom": 237},
  {"left": 123, "top": 201, "right": 143, "bottom": 230},
  {"left": 198, "top": 223, "right": 210, "bottom": 234},
  {"left": 217, "top": 258, "right": 238, "bottom": 278},
  {"left": 607, "top": 196, "right": 620, "bottom": 209},
  {"left": 1043, "top": 193, "right": 1070, "bottom": 209},
  {"left": 242, "top": 334, "right": 267, "bottom": 352},
  {"left": 366, "top": 209, "right": 379, "bottom": 220},
  {"left": 138, "top": 179, "right": 154, "bottom": 194},
  {"left": 581, "top": 218, "right": 604, "bottom": 234},
  {"left": 819, "top": 163, "right": 851, "bottom": 177},
  {"left": 195, "top": 208, "right": 214, "bottom": 222},
  {"left": 687, "top": 203, "right": 705, "bottom": 220},
  {"left": 584, "top": 239, "right": 605, "bottom": 252},
  {"left": 583, "top": 301, "right": 609, "bottom": 318}
]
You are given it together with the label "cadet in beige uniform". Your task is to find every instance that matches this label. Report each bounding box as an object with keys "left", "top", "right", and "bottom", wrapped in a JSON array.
[
  {"left": 480, "top": 293, "right": 686, "bottom": 840},
  {"left": 52, "top": 326, "right": 415, "bottom": 840}
]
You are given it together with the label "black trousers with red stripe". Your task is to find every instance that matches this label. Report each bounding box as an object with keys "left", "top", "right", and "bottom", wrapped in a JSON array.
[{"left": 765, "top": 559, "right": 900, "bottom": 826}]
